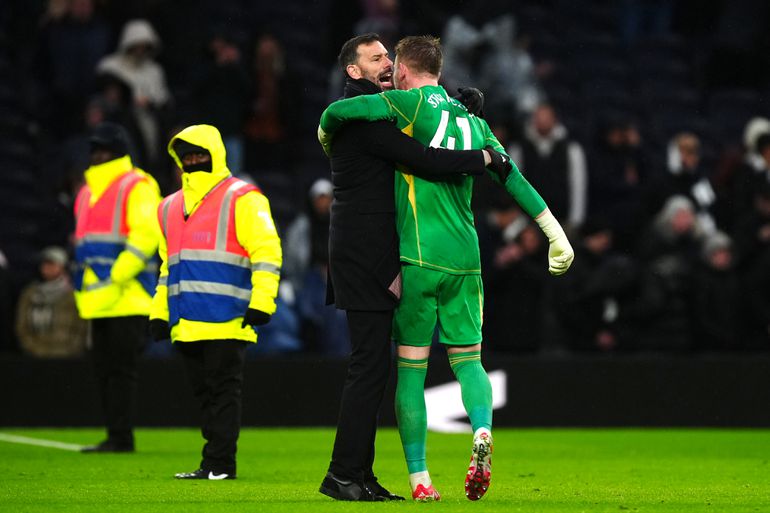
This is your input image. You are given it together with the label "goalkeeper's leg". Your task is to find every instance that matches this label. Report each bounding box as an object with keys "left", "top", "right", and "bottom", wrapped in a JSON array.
[
  {"left": 395, "top": 345, "right": 440, "bottom": 501},
  {"left": 447, "top": 345, "right": 493, "bottom": 500}
]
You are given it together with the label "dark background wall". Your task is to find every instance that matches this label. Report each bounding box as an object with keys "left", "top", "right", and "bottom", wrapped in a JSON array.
[{"left": 3, "top": 354, "right": 769, "bottom": 427}]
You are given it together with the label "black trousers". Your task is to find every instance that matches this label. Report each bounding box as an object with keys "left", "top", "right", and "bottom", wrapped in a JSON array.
[
  {"left": 175, "top": 340, "right": 248, "bottom": 475},
  {"left": 328, "top": 309, "right": 393, "bottom": 482},
  {"left": 90, "top": 316, "right": 147, "bottom": 446}
]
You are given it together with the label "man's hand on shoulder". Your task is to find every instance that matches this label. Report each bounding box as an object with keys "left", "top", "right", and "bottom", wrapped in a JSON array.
[{"left": 455, "top": 87, "right": 484, "bottom": 117}]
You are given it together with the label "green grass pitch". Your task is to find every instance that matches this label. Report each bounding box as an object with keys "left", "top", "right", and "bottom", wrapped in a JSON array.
[{"left": 0, "top": 428, "right": 768, "bottom": 512}]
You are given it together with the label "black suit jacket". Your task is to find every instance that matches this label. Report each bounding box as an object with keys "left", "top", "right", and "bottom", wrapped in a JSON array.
[{"left": 326, "top": 80, "right": 487, "bottom": 311}]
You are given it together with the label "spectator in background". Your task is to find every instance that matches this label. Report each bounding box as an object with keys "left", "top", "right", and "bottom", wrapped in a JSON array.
[
  {"left": 92, "top": 72, "right": 148, "bottom": 168},
  {"left": 98, "top": 19, "right": 171, "bottom": 171},
  {"left": 552, "top": 218, "right": 637, "bottom": 353},
  {"left": 733, "top": 181, "right": 770, "bottom": 270},
  {"left": 442, "top": 14, "right": 543, "bottom": 119},
  {"left": 243, "top": 34, "right": 299, "bottom": 174},
  {"left": 714, "top": 117, "right": 770, "bottom": 228},
  {"left": 16, "top": 247, "right": 87, "bottom": 358},
  {"left": 33, "top": 0, "right": 112, "bottom": 136},
  {"left": 508, "top": 103, "right": 587, "bottom": 232},
  {"left": 643, "top": 132, "right": 719, "bottom": 235},
  {"left": 742, "top": 117, "right": 770, "bottom": 173},
  {"left": 588, "top": 115, "right": 647, "bottom": 253},
  {"left": 52, "top": 73, "right": 146, "bottom": 241},
  {"left": 284, "top": 178, "right": 349, "bottom": 356},
  {"left": 692, "top": 231, "right": 740, "bottom": 351},
  {"left": 478, "top": 193, "right": 548, "bottom": 352},
  {"left": 191, "top": 29, "right": 250, "bottom": 175},
  {"left": 622, "top": 196, "right": 702, "bottom": 352},
  {"left": 734, "top": 133, "right": 770, "bottom": 231}
]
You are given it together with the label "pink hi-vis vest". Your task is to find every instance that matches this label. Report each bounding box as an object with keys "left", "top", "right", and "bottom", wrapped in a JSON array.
[
  {"left": 159, "top": 176, "right": 259, "bottom": 327},
  {"left": 73, "top": 171, "right": 157, "bottom": 295}
]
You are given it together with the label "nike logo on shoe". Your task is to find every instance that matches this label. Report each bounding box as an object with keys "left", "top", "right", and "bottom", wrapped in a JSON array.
[{"left": 208, "top": 472, "right": 229, "bottom": 480}]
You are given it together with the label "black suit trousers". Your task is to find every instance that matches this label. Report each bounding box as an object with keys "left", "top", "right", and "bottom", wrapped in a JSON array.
[
  {"left": 90, "top": 316, "right": 147, "bottom": 446},
  {"left": 328, "top": 309, "right": 393, "bottom": 481},
  {"left": 175, "top": 340, "right": 248, "bottom": 475}
]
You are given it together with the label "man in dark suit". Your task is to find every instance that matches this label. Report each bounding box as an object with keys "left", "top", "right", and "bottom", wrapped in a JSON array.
[{"left": 319, "top": 33, "right": 509, "bottom": 501}]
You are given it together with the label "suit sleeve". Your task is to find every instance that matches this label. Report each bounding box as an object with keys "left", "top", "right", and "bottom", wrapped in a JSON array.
[
  {"left": 235, "top": 191, "right": 282, "bottom": 315},
  {"left": 363, "top": 122, "right": 486, "bottom": 177}
]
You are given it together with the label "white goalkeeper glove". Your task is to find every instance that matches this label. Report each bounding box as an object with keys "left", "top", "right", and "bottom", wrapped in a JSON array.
[{"left": 535, "top": 209, "right": 574, "bottom": 276}]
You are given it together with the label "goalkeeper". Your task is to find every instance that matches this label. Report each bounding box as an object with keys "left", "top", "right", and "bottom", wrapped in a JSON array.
[{"left": 318, "top": 36, "right": 574, "bottom": 502}]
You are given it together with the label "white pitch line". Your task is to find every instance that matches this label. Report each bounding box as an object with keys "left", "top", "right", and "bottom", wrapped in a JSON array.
[{"left": 0, "top": 432, "right": 84, "bottom": 451}]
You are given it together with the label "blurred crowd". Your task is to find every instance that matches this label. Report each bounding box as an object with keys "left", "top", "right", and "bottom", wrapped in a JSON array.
[{"left": 1, "top": 0, "right": 770, "bottom": 357}]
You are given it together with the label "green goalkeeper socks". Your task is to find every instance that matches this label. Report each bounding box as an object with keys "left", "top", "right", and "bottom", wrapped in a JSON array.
[
  {"left": 396, "top": 356, "right": 429, "bottom": 474},
  {"left": 449, "top": 351, "right": 493, "bottom": 432}
]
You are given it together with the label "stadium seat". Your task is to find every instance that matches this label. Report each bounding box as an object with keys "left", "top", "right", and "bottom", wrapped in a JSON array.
[
  {"left": 633, "top": 56, "right": 691, "bottom": 86},
  {"left": 707, "top": 89, "right": 763, "bottom": 146},
  {"left": 631, "top": 33, "right": 690, "bottom": 63}
]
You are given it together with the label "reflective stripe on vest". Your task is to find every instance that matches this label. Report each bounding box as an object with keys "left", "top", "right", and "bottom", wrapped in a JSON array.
[
  {"left": 73, "top": 171, "right": 158, "bottom": 295},
  {"left": 163, "top": 177, "right": 258, "bottom": 326}
]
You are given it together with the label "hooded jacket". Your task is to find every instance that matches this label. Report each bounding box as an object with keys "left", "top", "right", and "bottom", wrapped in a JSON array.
[
  {"left": 97, "top": 19, "right": 170, "bottom": 106},
  {"left": 150, "top": 124, "right": 282, "bottom": 343},
  {"left": 73, "top": 155, "right": 161, "bottom": 318}
]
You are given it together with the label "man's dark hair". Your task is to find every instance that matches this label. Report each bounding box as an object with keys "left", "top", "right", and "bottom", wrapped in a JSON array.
[
  {"left": 338, "top": 33, "right": 382, "bottom": 73},
  {"left": 395, "top": 35, "right": 442, "bottom": 76}
]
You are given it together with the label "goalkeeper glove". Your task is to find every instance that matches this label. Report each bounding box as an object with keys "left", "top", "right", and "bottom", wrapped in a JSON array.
[{"left": 535, "top": 209, "right": 574, "bottom": 276}]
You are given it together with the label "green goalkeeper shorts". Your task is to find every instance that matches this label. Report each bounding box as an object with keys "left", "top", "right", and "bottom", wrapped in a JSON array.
[{"left": 393, "top": 264, "right": 484, "bottom": 346}]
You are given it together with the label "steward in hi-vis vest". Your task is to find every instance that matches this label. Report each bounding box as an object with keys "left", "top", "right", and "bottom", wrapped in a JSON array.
[
  {"left": 149, "top": 124, "right": 282, "bottom": 480},
  {"left": 74, "top": 121, "right": 162, "bottom": 454},
  {"left": 73, "top": 137, "right": 161, "bottom": 319}
]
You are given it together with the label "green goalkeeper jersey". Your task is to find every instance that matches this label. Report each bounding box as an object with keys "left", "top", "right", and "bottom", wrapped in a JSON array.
[{"left": 319, "top": 84, "right": 547, "bottom": 275}]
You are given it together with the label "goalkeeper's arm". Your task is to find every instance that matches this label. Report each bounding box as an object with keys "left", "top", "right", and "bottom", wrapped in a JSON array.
[
  {"left": 318, "top": 94, "right": 395, "bottom": 154},
  {"left": 479, "top": 121, "right": 574, "bottom": 275}
]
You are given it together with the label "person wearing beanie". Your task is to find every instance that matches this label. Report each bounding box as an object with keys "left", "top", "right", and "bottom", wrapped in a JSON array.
[
  {"left": 149, "top": 124, "right": 282, "bottom": 480},
  {"left": 16, "top": 247, "right": 88, "bottom": 358},
  {"left": 73, "top": 121, "right": 162, "bottom": 453}
]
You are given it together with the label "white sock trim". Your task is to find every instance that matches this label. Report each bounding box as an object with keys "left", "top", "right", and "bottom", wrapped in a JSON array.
[
  {"left": 409, "top": 470, "right": 432, "bottom": 490},
  {"left": 474, "top": 427, "right": 492, "bottom": 439}
]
